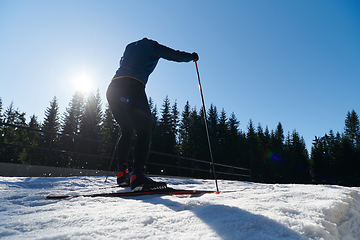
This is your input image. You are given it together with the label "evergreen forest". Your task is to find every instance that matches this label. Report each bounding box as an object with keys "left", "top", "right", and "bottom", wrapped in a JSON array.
[{"left": 1, "top": 92, "right": 359, "bottom": 186}]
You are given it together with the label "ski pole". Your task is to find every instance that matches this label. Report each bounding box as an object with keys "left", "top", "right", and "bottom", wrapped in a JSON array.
[
  {"left": 104, "top": 135, "right": 121, "bottom": 183},
  {"left": 194, "top": 60, "right": 219, "bottom": 193}
]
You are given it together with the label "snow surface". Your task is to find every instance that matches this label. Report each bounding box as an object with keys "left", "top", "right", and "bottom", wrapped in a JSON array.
[{"left": 1, "top": 176, "right": 360, "bottom": 240}]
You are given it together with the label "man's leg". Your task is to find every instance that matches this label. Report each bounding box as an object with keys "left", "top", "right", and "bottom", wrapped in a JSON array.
[
  {"left": 106, "top": 80, "right": 134, "bottom": 185},
  {"left": 128, "top": 90, "right": 167, "bottom": 191}
]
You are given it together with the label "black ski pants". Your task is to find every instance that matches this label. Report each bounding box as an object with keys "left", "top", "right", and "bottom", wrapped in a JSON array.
[{"left": 106, "top": 77, "right": 152, "bottom": 170}]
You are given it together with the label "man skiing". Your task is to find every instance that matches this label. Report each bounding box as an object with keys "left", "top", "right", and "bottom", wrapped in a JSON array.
[{"left": 106, "top": 37, "right": 199, "bottom": 191}]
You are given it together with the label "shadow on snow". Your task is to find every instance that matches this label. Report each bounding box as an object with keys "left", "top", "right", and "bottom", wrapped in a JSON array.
[{"left": 138, "top": 195, "right": 307, "bottom": 240}]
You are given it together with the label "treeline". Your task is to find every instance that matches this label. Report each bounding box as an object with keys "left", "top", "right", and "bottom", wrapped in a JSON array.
[
  {"left": 149, "top": 96, "right": 310, "bottom": 183},
  {"left": 311, "top": 110, "right": 360, "bottom": 186},
  {"left": 0, "top": 90, "right": 119, "bottom": 171},
  {"left": 0, "top": 93, "right": 359, "bottom": 186}
]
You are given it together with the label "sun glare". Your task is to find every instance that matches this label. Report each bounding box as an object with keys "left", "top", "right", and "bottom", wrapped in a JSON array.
[{"left": 72, "top": 71, "right": 94, "bottom": 94}]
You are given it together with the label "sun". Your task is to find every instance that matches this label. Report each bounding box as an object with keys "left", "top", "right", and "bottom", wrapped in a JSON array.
[{"left": 72, "top": 71, "right": 95, "bottom": 94}]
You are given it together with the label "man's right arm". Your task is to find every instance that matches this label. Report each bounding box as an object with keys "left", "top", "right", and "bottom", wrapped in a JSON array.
[{"left": 155, "top": 42, "right": 198, "bottom": 63}]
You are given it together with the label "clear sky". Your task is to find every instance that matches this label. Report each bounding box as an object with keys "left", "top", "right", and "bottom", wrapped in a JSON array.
[{"left": 1, "top": 0, "right": 359, "bottom": 153}]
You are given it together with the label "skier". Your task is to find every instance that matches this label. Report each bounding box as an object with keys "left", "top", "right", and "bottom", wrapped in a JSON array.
[{"left": 106, "top": 37, "right": 199, "bottom": 191}]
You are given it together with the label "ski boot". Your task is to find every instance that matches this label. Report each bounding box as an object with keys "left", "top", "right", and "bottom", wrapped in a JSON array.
[
  {"left": 130, "top": 168, "right": 167, "bottom": 192},
  {"left": 117, "top": 164, "right": 130, "bottom": 187}
]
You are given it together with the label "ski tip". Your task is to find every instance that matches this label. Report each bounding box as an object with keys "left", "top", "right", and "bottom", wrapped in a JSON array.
[
  {"left": 104, "top": 180, "right": 107, "bottom": 183},
  {"left": 215, "top": 191, "right": 220, "bottom": 194}
]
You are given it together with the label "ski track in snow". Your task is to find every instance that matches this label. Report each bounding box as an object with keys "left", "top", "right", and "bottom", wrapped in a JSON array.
[{"left": 1, "top": 176, "right": 360, "bottom": 240}]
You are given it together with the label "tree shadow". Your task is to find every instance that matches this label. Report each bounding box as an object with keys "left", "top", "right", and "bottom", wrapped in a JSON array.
[{"left": 138, "top": 196, "right": 307, "bottom": 240}]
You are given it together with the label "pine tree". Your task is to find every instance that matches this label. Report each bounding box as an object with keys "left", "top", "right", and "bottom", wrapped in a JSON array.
[
  {"left": 171, "top": 100, "right": 180, "bottom": 152},
  {"left": 340, "top": 110, "right": 359, "bottom": 185},
  {"left": 168, "top": 99, "right": 180, "bottom": 175},
  {"left": 256, "top": 123, "right": 271, "bottom": 183},
  {"left": 42, "top": 97, "right": 60, "bottom": 133},
  {"left": 247, "top": 119, "right": 257, "bottom": 181},
  {"left": 272, "top": 122, "right": 285, "bottom": 182},
  {"left": 25, "top": 115, "right": 42, "bottom": 165},
  {"left": 274, "top": 122, "right": 285, "bottom": 147},
  {"left": 310, "top": 110, "right": 360, "bottom": 186},
  {"left": 179, "top": 101, "right": 191, "bottom": 156},
  {"left": 324, "top": 130, "right": 341, "bottom": 183},
  {"left": 311, "top": 130, "right": 343, "bottom": 184},
  {"left": 151, "top": 96, "right": 175, "bottom": 174},
  {"left": 218, "top": 109, "right": 228, "bottom": 163},
  {"left": 180, "top": 106, "right": 207, "bottom": 177},
  {"left": 227, "top": 113, "right": 242, "bottom": 170},
  {"left": 340, "top": 135, "right": 357, "bottom": 186},
  {"left": 62, "top": 91, "right": 85, "bottom": 136},
  {"left": 78, "top": 89, "right": 103, "bottom": 169},
  {"left": 344, "top": 110, "right": 359, "bottom": 147},
  {"left": 311, "top": 136, "right": 326, "bottom": 183},
  {"left": 60, "top": 91, "right": 85, "bottom": 167},
  {"left": 158, "top": 96, "right": 175, "bottom": 153},
  {"left": 42, "top": 96, "right": 61, "bottom": 166},
  {"left": 289, "top": 130, "right": 310, "bottom": 183},
  {"left": 1, "top": 102, "right": 27, "bottom": 163},
  {"left": 191, "top": 107, "right": 208, "bottom": 177},
  {"left": 262, "top": 126, "right": 274, "bottom": 183},
  {"left": 197, "top": 107, "right": 209, "bottom": 157},
  {"left": 80, "top": 89, "right": 102, "bottom": 140},
  {"left": 331, "top": 131, "right": 343, "bottom": 182},
  {"left": 207, "top": 104, "right": 219, "bottom": 160},
  {"left": 178, "top": 101, "right": 192, "bottom": 176}
]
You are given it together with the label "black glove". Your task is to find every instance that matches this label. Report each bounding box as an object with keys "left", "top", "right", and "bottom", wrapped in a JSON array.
[{"left": 192, "top": 52, "right": 199, "bottom": 61}]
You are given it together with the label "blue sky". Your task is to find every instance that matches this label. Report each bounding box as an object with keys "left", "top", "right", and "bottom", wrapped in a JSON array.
[{"left": 1, "top": 0, "right": 359, "bottom": 154}]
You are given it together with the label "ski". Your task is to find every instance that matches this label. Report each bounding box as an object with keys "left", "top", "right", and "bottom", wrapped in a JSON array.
[
  {"left": 99, "top": 184, "right": 130, "bottom": 190},
  {"left": 46, "top": 187, "right": 229, "bottom": 199},
  {"left": 68, "top": 184, "right": 129, "bottom": 192}
]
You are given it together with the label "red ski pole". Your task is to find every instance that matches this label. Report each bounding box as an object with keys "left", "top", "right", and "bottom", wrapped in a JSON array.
[{"left": 194, "top": 60, "right": 220, "bottom": 193}]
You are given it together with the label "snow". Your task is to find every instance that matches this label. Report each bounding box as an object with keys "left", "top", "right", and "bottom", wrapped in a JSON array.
[{"left": 1, "top": 176, "right": 360, "bottom": 240}]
